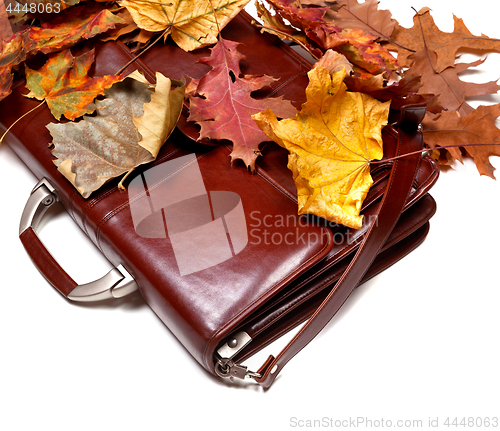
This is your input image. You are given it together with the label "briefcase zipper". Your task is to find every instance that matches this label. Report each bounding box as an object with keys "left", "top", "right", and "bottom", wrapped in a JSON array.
[
  {"left": 214, "top": 358, "right": 261, "bottom": 381},
  {"left": 215, "top": 331, "right": 261, "bottom": 381}
]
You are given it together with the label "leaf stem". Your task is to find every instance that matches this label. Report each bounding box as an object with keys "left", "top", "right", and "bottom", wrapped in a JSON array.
[
  {"left": 208, "top": 0, "right": 222, "bottom": 35},
  {"left": 115, "top": 28, "right": 170, "bottom": 77},
  {"left": 251, "top": 22, "right": 320, "bottom": 61},
  {"left": 370, "top": 142, "right": 500, "bottom": 165},
  {"left": 0, "top": 100, "right": 46, "bottom": 144}
]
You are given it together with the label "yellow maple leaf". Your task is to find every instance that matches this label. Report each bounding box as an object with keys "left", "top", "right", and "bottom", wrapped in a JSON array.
[
  {"left": 120, "top": 0, "right": 250, "bottom": 51},
  {"left": 253, "top": 66, "right": 390, "bottom": 229}
]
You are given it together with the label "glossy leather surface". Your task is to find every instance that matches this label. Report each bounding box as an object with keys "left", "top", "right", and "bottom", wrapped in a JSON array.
[{"left": 0, "top": 12, "right": 438, "bottom": 377}]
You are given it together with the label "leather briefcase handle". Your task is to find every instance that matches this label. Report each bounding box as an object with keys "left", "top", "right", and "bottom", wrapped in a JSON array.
[
  {"left": 19, "top": 178, "right": 139, "bottom": 302},
  {"left": 254, "top": 104, "right": 427, "bottom": 389}
]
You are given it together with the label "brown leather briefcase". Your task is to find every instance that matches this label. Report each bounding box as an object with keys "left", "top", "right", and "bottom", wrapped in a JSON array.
[{"left": 0, "top": 11, "right": 438, "bottom": 388}]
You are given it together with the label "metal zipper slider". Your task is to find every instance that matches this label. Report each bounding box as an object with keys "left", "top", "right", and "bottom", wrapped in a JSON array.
[{"left": 215, "top": 359, "right": 261, "bottom": 381}]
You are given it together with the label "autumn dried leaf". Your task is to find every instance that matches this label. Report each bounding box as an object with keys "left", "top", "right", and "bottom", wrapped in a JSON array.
[
  {"left": 101, "top": 7, "right": 154, "bottom": 48},
  {"left": 310, "top": 27, "right": 399, "bottom": 77},
  {"left": 48, "top": 72, "right": 185, "bottom": 198},
  {"left": 0, "top": 30, "right": 32, "bottom": 69},
  {"left": 265, "top": 0, "right": 328, "bottom": 30},
  {"left": 100, "top": 8, "right": 139, "bottom": 41},
  {"left": 29, "top": 3, "right": 125, "bottom": 54},
  {"left": 186, "top": 36, "right": 296, "bottom": 171},
  {"left": 0, "top": 66, "right": 12, "bottom": 101},
  {"left": 407, "top": 50, "right": 500, "bottom": 116},
  {"left": 130, "top": 71, "right": 186, "bottom": 159},
  {"left": 324, "top": 0, "right": 396, "bottom": 41},
  {"left": 0, "top": 3, "right": 123, "bottom": 102},
  {"left": 387, "top": 8, "right": 500, "bottom": 73},
  {"left": 25, "top": 49, "right": 124, "bottom": 121},
  {"left": 263, "top": 0, "right": 399, "bottom": 78},
  {"left": 315, "top": 50, "right": 423, "bottom": 106},
  {"left": 253, "top": 66, "right": 390, "bottom": 229},
  {"left": 340, "top": 66, "right": 440, "bottom": 113},
  {"left": 387, "top": 7, "right": 500, "bottom": 174},
  {"left": 0, "top": 30, "right": 33, "bottom": 101},
  {"left": 316, "top": 49, "right": 354, "bottom": 75},
  {"left": 255, "top": 0, "right": 309, "bottom": 45},
  {"left": 0, "top": 0, "right": 13, "bottom": 43},
  {"left": 120, "top": 0, "right": 250, "bottom": 52},
  {"left": 1, "top": 0, "right": 26, "bottom": 32},
  {"left": 423, "top": 105, "right": 500, "bottom": 179}
]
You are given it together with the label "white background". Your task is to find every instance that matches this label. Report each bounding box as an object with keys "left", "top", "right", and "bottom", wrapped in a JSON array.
[{"left": 1, "top": 1, "right": 499, "bottom": 430}]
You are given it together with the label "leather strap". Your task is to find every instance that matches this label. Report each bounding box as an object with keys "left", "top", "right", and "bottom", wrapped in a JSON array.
[{"left": 255, "top": 104, "right": 426, "bottom": 389}]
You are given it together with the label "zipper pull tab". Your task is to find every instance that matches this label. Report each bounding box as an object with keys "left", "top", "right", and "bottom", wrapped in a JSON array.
[{"left": 215, "top": 359, "right": 261, "bottom": 382}]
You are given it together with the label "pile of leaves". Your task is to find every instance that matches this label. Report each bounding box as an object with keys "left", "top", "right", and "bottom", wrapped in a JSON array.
[{"left": 1, "top": 0, "right": 500, "bottom": 229}]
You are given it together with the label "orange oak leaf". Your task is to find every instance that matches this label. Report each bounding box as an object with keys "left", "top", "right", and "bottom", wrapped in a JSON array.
[
  {"left": 25, "top": 48, "right": 123, "bottom": 121},
  {"left": 253, "top": 66, "right": 390, "bottom": 229},
  {"left": 387, "top": 7, "right": 500, "bottom": 73},
  {"left": 423, "top": 105, "right": 500, "bottom": 179},
  {"left": 29, "top": 3, "right": 125, "bottom": 54},
  {"left": 186, "top": 37, "right": 296, "bottom": 171}
]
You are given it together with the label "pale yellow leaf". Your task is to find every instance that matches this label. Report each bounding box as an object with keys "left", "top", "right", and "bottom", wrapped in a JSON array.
[{"left": 133, "top": 72, "right": 186, "bottom": 159}]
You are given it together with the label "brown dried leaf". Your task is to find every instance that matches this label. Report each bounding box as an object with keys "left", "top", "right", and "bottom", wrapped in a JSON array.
[
  {"left": 388, "top": 8, "right": 500, "bottom": 73},
  {"left": 408, "top": 49, "right": 500, "bottom": 116},
  {"left": 324, "top": 0, "right": 396, "bottom": 41},
  {"left": 422, "top": 105, "right": 500, "bottom": 179}
]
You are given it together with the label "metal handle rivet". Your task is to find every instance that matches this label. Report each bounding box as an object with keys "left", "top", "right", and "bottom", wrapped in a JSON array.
[
  {"left": 43, "top": 197, "right": 54, "bottom": 206},
  {"left": 228, "top": 338, "right": 238, "bottom": 348}
]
